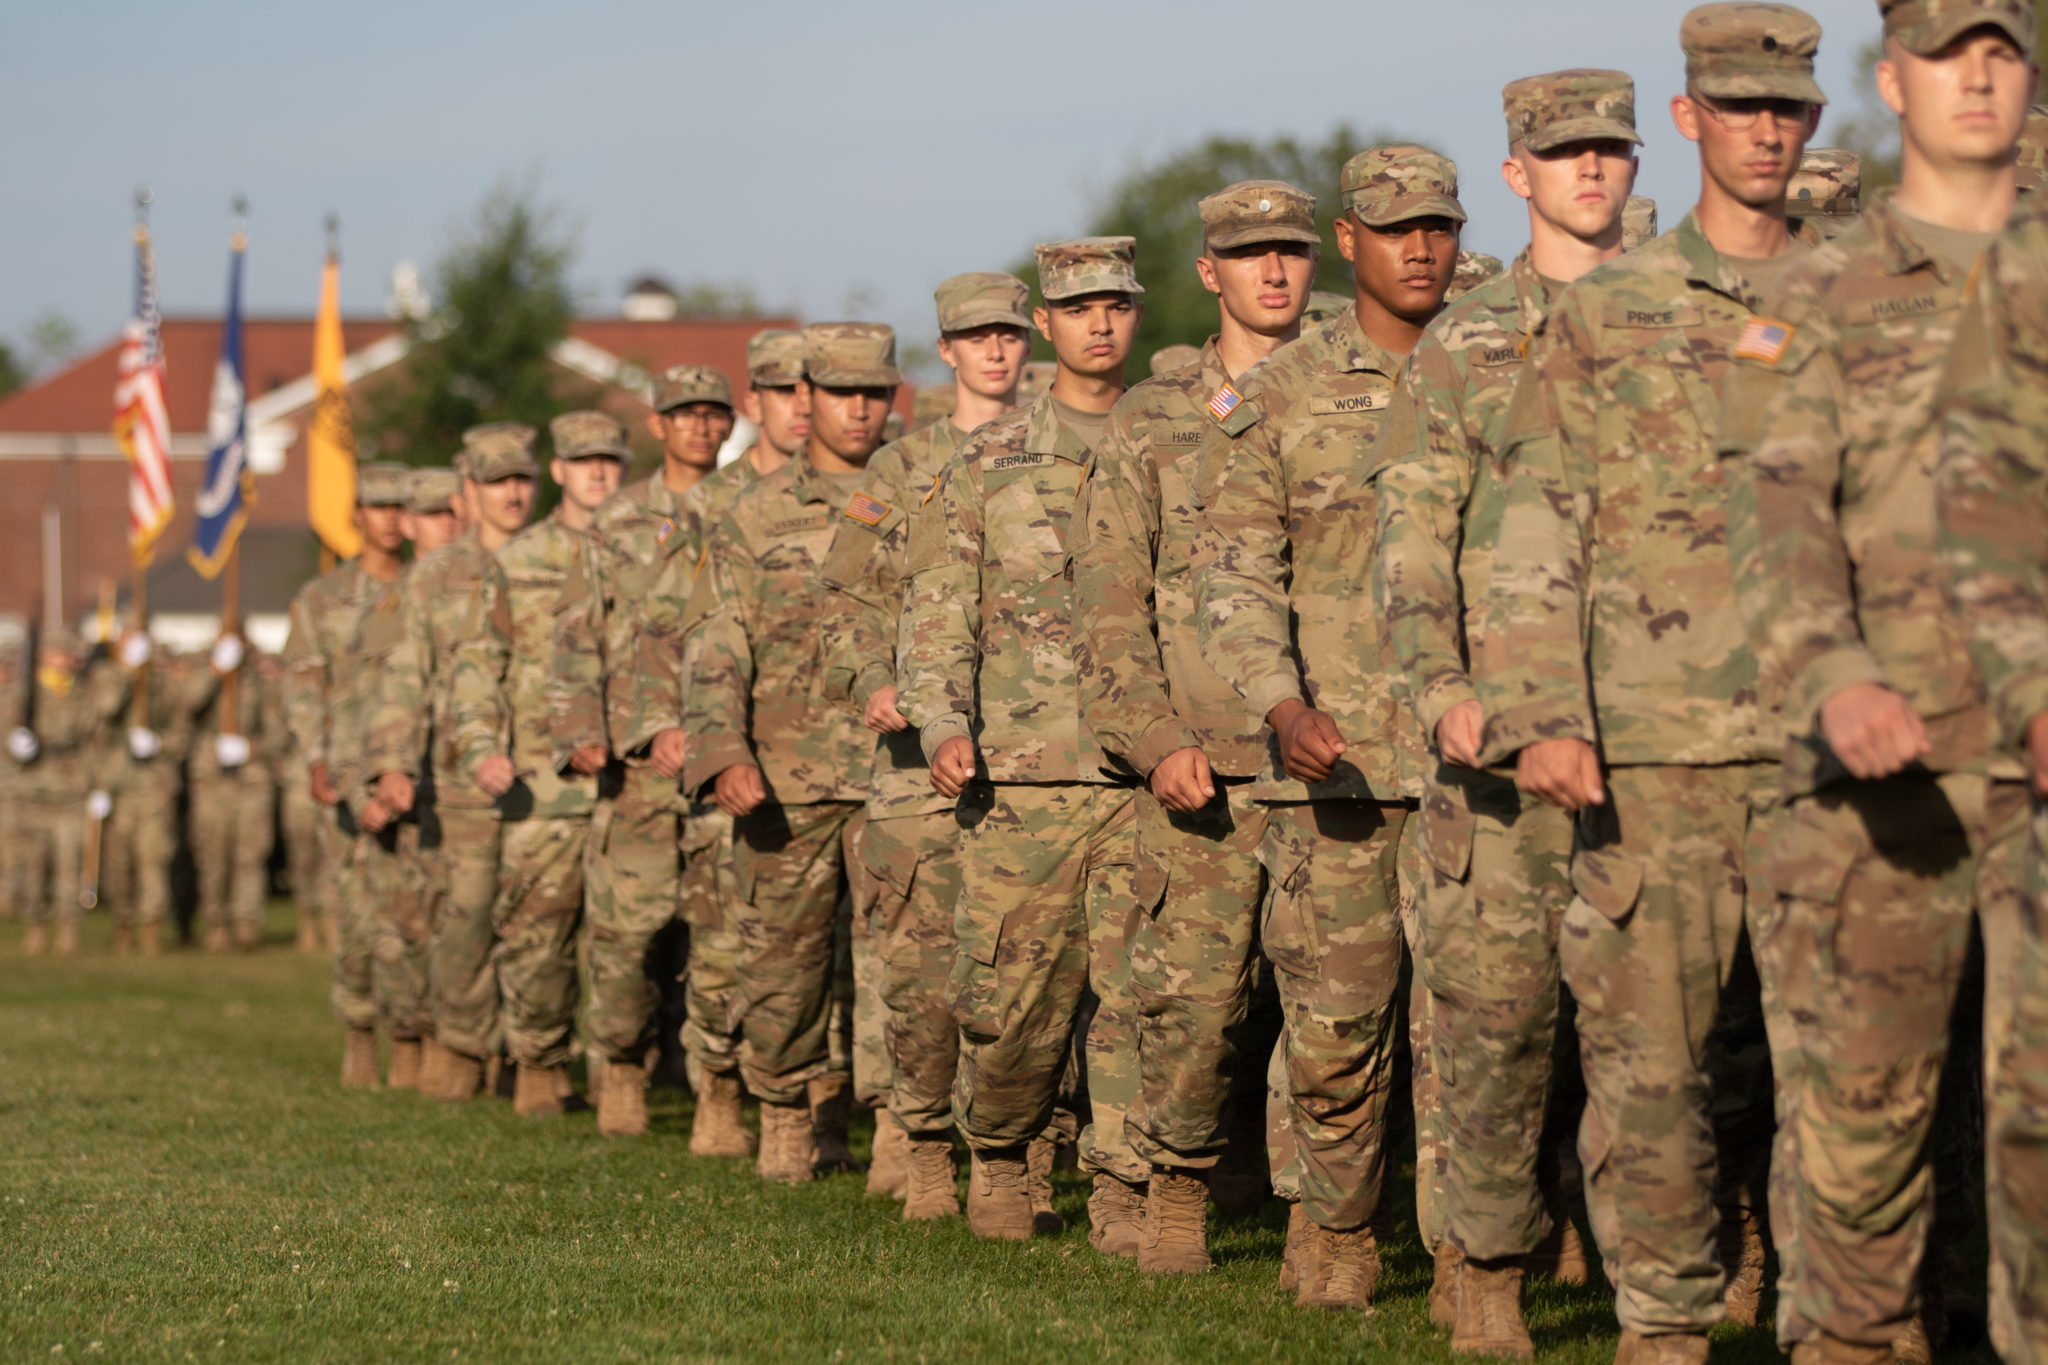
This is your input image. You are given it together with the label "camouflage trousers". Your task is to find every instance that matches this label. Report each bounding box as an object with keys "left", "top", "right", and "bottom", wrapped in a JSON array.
[
  {"left": 679, "top": 805, "right": 744, "bottom": 1083},
  {"left": 1980, "top": 785, "right": 2041, "bottom": 1364},
  {"left": 1414, "top": 764, "right": 1578, "bottom": 1261},
  {"left": 863, "top": 809, "right": 963, "bottom": 1134},
  {"left": 191, "top": 772, "right": 276, "bottom": 939},
  {"left": 425, "top": 804, "right": 503, "bottom": 1060},
  {"left": 16, "top": 797, "right": 84, "bottom": 925},
  {"left": 492, "top": 816, "right": 587, "bottom": 1069},
  {"left": 373, "top": 821, "right": 434, "bottom": 1040},
  {"left": 333, "top": 821, "right": 400, "bottom": 1031},
  {"left": 282, "top": 773, "right": 330, "bottom": 943},
  {"left": 103, "top": 778, "right": 177, "bottom": 927},
  {"left": 1564, "top": 762, "right": 1776, "bottom": 1335},
  {"left": 728, "top": 799, "right": 860, "bottom": 1105},
  {"left": 583, "top": 777, "right": 683, "bottom": 1066},
  {"left": 950, "top": 782, "right": 1142, "bottom": 1184},
  {"left": 839, "top": 812, "right": 890, "bottom": 1110}
]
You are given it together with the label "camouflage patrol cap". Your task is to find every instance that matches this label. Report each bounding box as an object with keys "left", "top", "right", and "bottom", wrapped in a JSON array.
[
  {"left": 1198, "top": 180, "right": 1320, "bottom": 250},
  {"left": 1623, "top": 196, "right": 1661, "bottom": 250},
  {"left": 803, "top": 322, "right": 904, "bottom": 388},
  {"left": 1303, "top": 290, "right": 1354, "bottom": 325},
  {"left": 1149, "top": 344, "right": 1203, "bottom": 376},
  {"left": 1882, "top": 0, "right": 2034, "bottom": 57},
  {"left": 1787, "top": 149, "right": 1861, "bottom": 217},
  {"left": 460, "top": 422, "right": 540, "bottom": 482},
  {"left": 912, "top": 383, "right": 957, "bottom": 424},
  {"left": 1682, "top": 4, "right": 1828, "bottom": 104},
  {"left": 550, "top": 410, "right": 631, "bottom": 463},
  {"left": 1340, "top": 144, "right": 1467, "bottom": 227},
  {"left": 451, "top": 449, "right": 473, "bottom": 480},
  {"left": 1036, "top": 237, "right": 1144, "bottom": 301},
  {"left": 1504, "top": 69, "right": 1643, "bottom": 153},
  {"left": 935, "top": 273, "right": 1032, "bottom": 334},
  {"left": 356, "top": 460, "right": 413, "bottom": 506},
  {"left": 746, "top": 329, "right": 806, "bottom": 387},
  {"left": 2017, "top": 104, "right": 2048, "bottom": 192},
  {"left": 40, "top": 626, "right": 85, "bottom": 659},
  {"left": 406, "top": 467, "right": 463, "bottom": 515},
  {"left": 1445, "top": 251, "right": 1505, "bottom": 303},
  {"left": 1018, "top": 361, "right": 1057, "bottom": 402},
  {"left": 652, "top": 364, "right": 733, "bottom": 413}
]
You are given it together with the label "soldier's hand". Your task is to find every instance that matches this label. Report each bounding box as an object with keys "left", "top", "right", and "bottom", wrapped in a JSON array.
[
  {"left": 649, "top": 730, "right": 688, "bottom": 780},
  {"left": 863, "top": 685, "right": 910, "bottom": 735},
  {"left": 1151, "top": 746, "right": 1217, "bottom": 814},
  {"left": 1435, "top": 699, "right": 1485, "bottom": 768},
  {"left": 1819, "top": 682, "right": 1931, "bottom": 781},
  {"left": 930, "top": 737, "right": 978, "bottom": 798},
  {"left": 2027, "top": 711, "right": 2048, "bottom": 797},
  {"left": 568, "top": 745, "right": 609, "bottom": 776},
  {"left": 1517, "top": 738, "right": 1605, "bottom": 812},
  {"left": 1268, "top": 699, "right": 1347, "bottom": 785},
  {"left": 376, "top": 771, "right": 416, "bottom": 814},
  {"left": 475, "top": 754, "right": 516, "bottom": 798},
  {"left": 309, "top": 761, "right": 338, "bottom": 805},
  {"left": 713, "top": 763, "right": 767, "bottom": 818}
]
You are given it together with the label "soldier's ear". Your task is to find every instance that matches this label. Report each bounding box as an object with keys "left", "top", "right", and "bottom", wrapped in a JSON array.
[{"left": 644, "top": 411, "right": 667, "bottom": 442}]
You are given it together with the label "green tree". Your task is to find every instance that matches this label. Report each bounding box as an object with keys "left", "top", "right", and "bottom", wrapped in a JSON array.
[
  {"left": 0, "top": 341, "right": 25, "bottom": 399},
  {"left": 1008, "top": 127, "right": 1395, "bottom": 367},
  {"left": 670, "top": 280, "right": 762, "bottom": 318}
]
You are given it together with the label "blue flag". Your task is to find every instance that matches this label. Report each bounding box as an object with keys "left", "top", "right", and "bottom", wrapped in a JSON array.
[{"left": 188, "top": 236, "right": 250, "bottom": 578}]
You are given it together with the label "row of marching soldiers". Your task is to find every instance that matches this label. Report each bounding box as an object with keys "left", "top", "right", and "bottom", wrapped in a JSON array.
[{"left": 282, "top": 6, "right": 2048, "bottom": 1365}]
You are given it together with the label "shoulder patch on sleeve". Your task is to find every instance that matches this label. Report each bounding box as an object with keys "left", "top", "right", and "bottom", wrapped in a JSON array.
[
  {"left": 1206, "top": 383, "right": 1243, "bottom": 423},
  {"left": 1734, "top": 316, "right": 1797, "bottom": 365},
  {"left": 843, "top": 492, "right": 891, "bottom": 526},
  {"left": 1210, "top": 385, "right": 1261, "bottom": 437}
]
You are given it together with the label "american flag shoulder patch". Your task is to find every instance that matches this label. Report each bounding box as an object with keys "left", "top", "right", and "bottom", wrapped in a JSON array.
[
  {"left": 1734, "top": 317, "right": 1795, "bottom": 365},
  {"left": 844, "top": 492, "right": 890, "bottom": 526},
  {"left": 655, "top": 517, "right": 676, "bottom": 545},
  {"left": 1207, "top": 384, "right": 1242, "bottom": 423}
]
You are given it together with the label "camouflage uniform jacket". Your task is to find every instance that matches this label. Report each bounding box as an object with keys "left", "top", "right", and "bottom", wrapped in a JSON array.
[
  {"left": 680, "top": 454, "right": 870, "bottom": 805},
  {"left": 184, "top": 661, "right": 281, "bottom": 783},
  {"left": 91, "top": 660, "right": 190, "bottom": 799},
  {"left": 1192, "top": 305, "right": 1423, "bottom": 802},
  {"left": 281, "top": 560, "right": 391, "bottom": 775},
  {"left": 1074, "top": 338, "right": 1268, "bottom": 781},
  {"left": 1474, "top": 212, "right": 1821, "bottom": 769},
  {"left": 1724, "top": 194, "right": 2020, "bottom": 795},
  {"left": 450, "top": 513, "right": 598, "bottom": 820},
  {"left": 1935, "top": 203, "right": 2048, "bottom": 755},
  {"left": 367, "top": 530, "right": 507, "bottom": 812},
  {"left": 16, "top": 660, "right": 118, "bottom": 802},
  {"left": 818, "top": 416, "right": 969, "bottom": 816},
  {"left": 332, "top": 569, "right": 414, "bottom": 816}
]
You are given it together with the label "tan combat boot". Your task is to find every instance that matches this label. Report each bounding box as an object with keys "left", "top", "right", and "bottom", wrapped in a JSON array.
[
  {"left": 866, "top": 1107, "right": 909, "bottom": 1199},
  {"left": 55, "top": 919, "right": 79, "bottom": 955},
  {"left": 340, "top": 1027, "right": 379, "bottom": 1089},
  {"left": 1431, "top": 1239, "right": 1466, "bottom": 1329},
  {"left": 1087, "top": 1172, "right": 1146, "bottom": 1260},
  {"left": 439, "top": 1051, "right": 484, "bottom": 1103},
  {"left": 1025, "top": 1134, "right": 1065, "bottom": 1235},
  {"left": 112, "top": 925, "right": 134, "bottom": 955},
  {"left": 1137, "top": 1167, "right": 1211, "bottom": 1275},
  {"left": 1529, "top": 1215, "right": 1591, "bottom": 1285},
  {"left": 22, "top": 922, "right": 49, "bottom": 956},
  {"left": 1617, "top": 1331, "right": 1710, "bottom": 1365},
  {"left": 139, "top": 922, "right": 162, "bottom": 957},
  {"left": 1790, "top": 1336, "right": 1895, "bottom": 1365},
  {"left": 388, "top": 1038, "right": 424, "bottom": 1092},
  {"left": 756, "top": 1099, "right": 817, "bottom": 1185},
  {"left": 689, "top": 1070, "right": 756, "bottom": 1158},
  {"left": 295, "top": 914, "right": 319, "bottom": 953},
  {"left": 203, "top": 922, "right": 229, "bottom": 953},
  {"left": 1719, "top": 1205, "right": 1768, "bottom": 1328},
  {"left": 1453, "top": 1257, "right": 1534, "bottom": 1360},
  {"left": 901, "top": 1135, "right": 960, "bottom": 1222},
  {"left": 966, "top": 1146, "right": 1035, "bottom": 1241},
  {"left": 1278, "top": 1201, "right": 1315, "bottom": 1293},
  {"left": 597, "top": 1058, "right": 650, "bottom": 1138},
  {"left": 1298, "top": 1224, "right": 1382, "bottom": 1310},
  {"left": 234, "top": 920, "right": 261, "bottom": 952},
  {"left": 809, "top": 1072, "right": 863, "bottom": 1176},
  {"left": 513, "top": 1063, "right": 566, "bottom": 1117}
]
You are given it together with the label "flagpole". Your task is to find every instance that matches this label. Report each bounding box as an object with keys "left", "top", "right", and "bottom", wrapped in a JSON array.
[
  {"left": 320, "top": 213, "right": 339, "bottom": 579},
  {"left": 126, "top": 189, "right": 157, "bottom": 729},
  {"left": 220, "top": 198, "right": 248, "bottom": 740}
]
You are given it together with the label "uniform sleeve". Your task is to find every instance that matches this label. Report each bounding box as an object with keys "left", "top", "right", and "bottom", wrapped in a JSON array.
[
  {"left": 448, "top": 561, "right": 512, "bottom": 775},
  {"left": 895, "top": 461, "right": 985, "bottom": 762},
  {"left": 1375, "top": 338, "right": 1480, "bottom": 743},
  {"left": 1473, "top": 304, "right": 1601, "bottom": 764},
  {"left": 1072, "top": 407, "right": 1190, "bottom": 776},
  {"left": 1192, "top": 395, "right": 1304, "bottom": 722},
  {"left": 546, "top": 531, "right": 611, "bottom": 771},
  {"left": 818, "top": 444, "right": 912, "bottom": 710},
  {"left": 680, "top": 516, "right": 759, "bottom": 794},
  {"left": 366, "top": 576, "right": 433, "bottom": 780},
  {"left": 280, "top": 587, "right": 329, "bottom": 768}
]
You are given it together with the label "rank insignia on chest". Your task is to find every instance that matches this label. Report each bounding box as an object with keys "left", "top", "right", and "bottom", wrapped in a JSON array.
[
  {"left": 655, "top": 518, "right": 676, "bottom": 546},
  {"left": 844, "top": 492, "right": 890, "bottom": 526},
  {"left": 1734, "top": 317, "right": 1795, "bottom": 365},
  {"left": 1207, "top": 384, "right": 1242, "bottom": 423}
]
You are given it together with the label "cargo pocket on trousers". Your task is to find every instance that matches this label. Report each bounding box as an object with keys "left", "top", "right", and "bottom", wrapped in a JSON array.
[
  {"left": 1419, "top": 782, "right": 1476, "bottom": 883},
  {"left": 1568, "top": 844, "right": 1643, "bottom": 925},
  {"left": 1261, "top": 856, "right": 1321, "bottom": 981},
  {"left": 1756, "top": 796, "right": 1864, "bottom": 908},
  {"left": 954, "top": 899, "right": 1004, "bottom": 969}
]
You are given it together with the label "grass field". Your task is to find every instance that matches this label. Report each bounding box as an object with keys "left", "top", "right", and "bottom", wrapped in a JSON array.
[{"left": 0, "top": 904, "right": 1993, "bottom": 1364}]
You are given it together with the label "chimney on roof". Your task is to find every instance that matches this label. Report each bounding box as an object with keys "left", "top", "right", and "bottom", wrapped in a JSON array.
[{"left": 622, "top": 275, "right": 680, "bottom": 321}]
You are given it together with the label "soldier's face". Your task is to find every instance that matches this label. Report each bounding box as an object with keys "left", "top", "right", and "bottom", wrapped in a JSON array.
[
  {"left": 1338, "top": 214, "right": 1459, "bottom": 322},
  {"left": 647, "top": 403, "right": 735, "bottom": 470},
  {"left": 1507, "top": 139, "right": 1638, "bottom": 242},
  {"left": 1199, "top": 241, "right": 1317, "bottom": 338},
  {"left": 410, "top": 509, "right": 463, "bottom": 553},
  {"left": 804, "top": 383, "right": 895, "bottom": 461},
  {"left": 1674, "top": 89, "right": 1818, "bottom": 208},
  {"left": 552, "top": 457, "right": 623, "bottom": 514},
  {"left": 358, "top": 502, "right": 409, "bottom": 554},
  {"left": 937, "top": 325, "right": 1031, "bottom": 403},
  {"left": 1880, "top": 30, "right": 2037, "bottom": 169},
  {"left": 742, "top": 385, "right": 811, "bottom": 456},
  {"left": 1032, "top": 292, "right": 1142, "bottom": 382},
  {"left": 471, "top": 476, "right": 533, "bottom": 537}
]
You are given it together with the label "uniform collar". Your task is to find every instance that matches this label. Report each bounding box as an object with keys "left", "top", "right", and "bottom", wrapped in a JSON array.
[
  {"left": 788, "top": 449, "right": 860, "bottom": 506},
  {"left": 1507, "top": 248, "right": 1552, "bottom": 334},
  {"left": 644, "top": 469, "right": 681, "bottom": 516},
  {"left": 1023, "top": 393, "right": 1098, "bottom": 464},
  {"left": 1328, "top": 304, "right": 1404, "bottom": 378},
  {"left": 1672, "top": 209, "right": 1822, "bottom": 310},
  {"left": 1862, "top": 191, "right": 1956, "bottom": 283},
  {"left": 1198, "top": 335, "right": 1230, "bottom": 389}
]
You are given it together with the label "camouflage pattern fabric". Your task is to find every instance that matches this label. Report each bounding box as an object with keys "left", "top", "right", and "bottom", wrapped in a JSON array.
[
  {"left": 492, "top": 814, "right": 587, "bottom": 1068},
  {"left": 96, "top": 662, "right": 187, "bottom": 929},
  {"left": 863, "top": 809, "right": 964, "bottom": 1134},
  {"left": 425, "top": 806, "right": 504, "bottom": 1059},
  {"left": 333, "top": 826, "right": 401, "bottom": 1031},
  {"left": 582, "top": 768, "right": 684, "bottom": 1065},
  {"left": 184, "top": 662, "right": 279, "bottom": 946},
  {"left": 678, "top": 805, "right": 743, "bottom": 1081}
]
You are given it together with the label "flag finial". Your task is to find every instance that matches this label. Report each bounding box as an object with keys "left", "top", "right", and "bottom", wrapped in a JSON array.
[
  {"left": 132, "top": 187, "right": 152, "bottom": 244},
  {"left": 325, "top": 213, "right": 340, "bottom": 262},
  {"left": 230, "top": 195, "right": 248, "bottom": 253}
]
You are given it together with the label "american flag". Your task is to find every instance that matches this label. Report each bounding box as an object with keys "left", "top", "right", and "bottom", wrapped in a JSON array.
[{"left": 113, "top": 217, "right": 174, "bottom": 564}]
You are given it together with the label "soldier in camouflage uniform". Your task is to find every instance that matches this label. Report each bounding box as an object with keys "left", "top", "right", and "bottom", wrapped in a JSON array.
[
  {"left": 284, "top": 461, "right": 412, "bottom": 1086},
  {"left": 452, "top": 421, "right": 614, "bottom": 1116},
  {"left": 10, "top": 629, "right": 118, "bottom": 955},
  {"left": 1786, "top": 148, "right": 1861, "bottom": 239},
  {"left": 1190, "top": 144, "right": 1461, "bottom": 1309},
  {"left": 2019, "top": 104, "right": 2047, "bottom": 192},
  {"left": 100, "top": 627, "right": 187, "bottom": 956},
  {"left": 264, "top": 647, "right": 327, "bottom": 953},
  {"left": 1724, "top": 7, "right": 2038, "bottom": 1359},
  {"left": 1935, "top": 193, "right": 2048, "bottom": 1365},
  {"left": 818, "top": 273, "right": 1033, "bottom": 1215},
  {"left": 1374, "top": 72, "right": 1643, "bottom": 1355},
  {"left": 896, "top": 239, "right": 1146, "bottom": 1246},
  {"left": 736, "top": 327, "right": 810, "bottom": 479},
  {"left": 1469, "top": 10, "right": 1830, "bottom": 1359},
  {"left": 680, "top": 323, "right": 899, "bottom": 1184},
  {"left": 1624, "top": 196, "right": 1661, "bottom": 251},
  {"left": 185, "top": 628, "right": 279, "bottom": 952},
  {"left": 1071, "top": 183, "right": 1321, "bottom": 1275}
]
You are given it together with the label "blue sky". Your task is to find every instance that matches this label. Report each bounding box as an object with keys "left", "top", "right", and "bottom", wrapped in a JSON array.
[{"left": 3, "top": 0, "right": 1884, "bottom": 372}]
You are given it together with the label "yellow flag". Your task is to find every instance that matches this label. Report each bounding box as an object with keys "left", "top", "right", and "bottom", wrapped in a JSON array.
[{"left": 307, "top": 252, "right": 361, "bottom": 559}]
